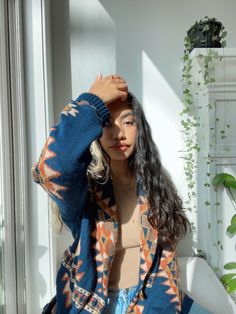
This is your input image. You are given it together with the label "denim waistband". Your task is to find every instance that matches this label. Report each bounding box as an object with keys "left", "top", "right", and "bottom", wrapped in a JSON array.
[{"left": 107, "top": 285, "right": 137, "bottom": 296}]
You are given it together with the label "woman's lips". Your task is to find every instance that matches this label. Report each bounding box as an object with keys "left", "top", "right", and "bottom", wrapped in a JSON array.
[{"left": 111, "top": 144, "right": 129, "bottom": 151}]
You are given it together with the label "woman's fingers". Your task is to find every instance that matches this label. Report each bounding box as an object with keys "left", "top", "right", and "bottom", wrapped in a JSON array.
[
  {"left": 118, "top": 90, "right": 128, "bottom": 102},
  {"left": 111, "top": 77, "right": 126, "bottom": 85},
  {"left": 108, "top": 74, "right": 119, "bottom": 80},
  {"left": 96, "top": 72, "right": 102, "bottom": 80},
  {"left": 108, "top": 75, "right": 126, "bottom": 85},
  {"left": 110, "top": 78, "right": 128, "bottom": 94},
  {"left": 88, "top": 74, "right": 128, "bottom": 105},
  {"left": 116, "top": 82, "right": 128, "bottom": 91}
]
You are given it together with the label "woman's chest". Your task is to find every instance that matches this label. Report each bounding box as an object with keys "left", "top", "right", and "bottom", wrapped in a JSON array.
[{"left": 114, "top": 191, "right": 141, "bottom": 250}]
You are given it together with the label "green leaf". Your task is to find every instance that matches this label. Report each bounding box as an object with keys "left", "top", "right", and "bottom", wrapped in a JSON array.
[
  {"left": 224, "top": 176, "right": 236, "bottom": 189},
  {"left": 231, "top": 214, "right": 236, "bottom": 225},
  {"left": 224, "top": 262, "right": 236, "bottom": 270},
  {"left": 221, "top": 31, "right": 227, "bottom": 38},
  {"left": 226, "top": 223, "right": 236, "bottom": 236},
  {"left": 212, "top": 173, "right": 226, "bottom": 186},
  {"left": 221, "top": 273, "right": 236, "bottom": 284},
  {"left": 222, "top": 40, "right": 226, "bottom": 48},
  {"left": 226, "top": 278, "right": 236, "bottom": 294},
  {"left": 202, "top": 25, "right": 209, "bottom": 32},
  {"left": 212, "top": 173, "right": 235, "bottom": 188}
]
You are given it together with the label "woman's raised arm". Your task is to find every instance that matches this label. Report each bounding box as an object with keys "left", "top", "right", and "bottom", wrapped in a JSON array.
[{"left": 31, "top": 74, "right": 128, "bottom": 236}]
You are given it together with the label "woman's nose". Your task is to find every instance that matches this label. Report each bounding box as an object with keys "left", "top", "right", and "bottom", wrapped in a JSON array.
[{"left": 113, "top": 125, "right": 126, "bottom": 141}]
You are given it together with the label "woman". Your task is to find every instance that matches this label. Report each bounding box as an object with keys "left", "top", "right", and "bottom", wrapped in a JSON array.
[{"left": 32, "top": 74, "right": 211, "bottom": 313}]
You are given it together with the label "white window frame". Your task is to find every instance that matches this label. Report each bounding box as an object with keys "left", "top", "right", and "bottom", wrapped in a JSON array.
[{"left": 0, "top": 0, "right": 27, "bottom": 313}]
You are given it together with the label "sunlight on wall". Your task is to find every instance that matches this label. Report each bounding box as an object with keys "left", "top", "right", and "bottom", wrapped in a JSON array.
[
  {"left": 141, "top": 51, "right": 185, "bottom": 189},
  {"left": 70, "top": 0, "right": 116, "bottom": 96}
]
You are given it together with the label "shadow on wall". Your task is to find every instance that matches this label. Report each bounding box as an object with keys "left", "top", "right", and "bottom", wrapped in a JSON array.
[{"left": 51, "top": 0, "right": 72, "bottom": 118}]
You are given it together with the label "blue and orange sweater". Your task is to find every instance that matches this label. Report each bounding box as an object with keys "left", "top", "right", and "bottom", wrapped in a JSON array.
[{"left": 32, "top": 93, "right": 194, "bottom": 313}]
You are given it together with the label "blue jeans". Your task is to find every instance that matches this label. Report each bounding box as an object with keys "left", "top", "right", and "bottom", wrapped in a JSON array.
[
  {"left": 104, "top": 286, "right": 212, "bottom": 314},
  {"left": 104, "top": 286, "right": 137, "bottom": 314}
]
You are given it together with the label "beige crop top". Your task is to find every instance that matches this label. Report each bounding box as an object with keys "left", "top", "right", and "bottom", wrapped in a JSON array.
[{"left": 108, "top": 184, "right": 141, "bottom": 289}]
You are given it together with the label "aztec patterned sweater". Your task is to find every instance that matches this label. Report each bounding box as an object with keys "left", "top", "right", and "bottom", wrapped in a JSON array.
[{"left": 32, "top": 93, "right": 194, "bottom": 314}]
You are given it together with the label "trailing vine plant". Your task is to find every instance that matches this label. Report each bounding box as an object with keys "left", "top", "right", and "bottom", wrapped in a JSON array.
[
  {"left": 180, "top": 37, "right": 199, "bottom": 235},
  {"left": 180, "top": 17, "right": 227, "bottom": 256}
]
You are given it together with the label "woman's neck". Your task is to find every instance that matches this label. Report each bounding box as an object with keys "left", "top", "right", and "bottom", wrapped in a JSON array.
[{"left": 110, "top": 160, "right": 135, "bottom": 188}]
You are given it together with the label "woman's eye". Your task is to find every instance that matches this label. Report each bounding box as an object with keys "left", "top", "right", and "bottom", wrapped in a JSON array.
[{"left": 124, "top": 120, "right": 135, "bottom": 125}]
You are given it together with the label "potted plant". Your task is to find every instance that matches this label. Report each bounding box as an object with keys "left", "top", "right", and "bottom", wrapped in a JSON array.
[
  {"left": 212, "top": 172, "right": 236, "bottom": 295},
  {"left": 186, "top": 16, "right": 227, "bottom": 53},
  {"left": 180, "top": 19, "right": 227, "bottom": 242}
]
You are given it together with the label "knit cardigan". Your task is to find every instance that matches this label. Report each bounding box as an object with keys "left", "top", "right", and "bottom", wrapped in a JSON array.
[{"left": 32, "top": 93, "right": 194, "bottom": 314}]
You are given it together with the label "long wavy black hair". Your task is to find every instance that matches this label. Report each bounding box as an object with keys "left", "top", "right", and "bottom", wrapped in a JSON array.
[
  {"left": 88, "top": 92, "right": 189, "bottom": 250},
  {"left": 126, "top": 92, "right": 189, "bottom": 251}
]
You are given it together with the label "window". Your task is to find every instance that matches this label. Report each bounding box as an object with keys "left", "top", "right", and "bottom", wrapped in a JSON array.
[{"left": 0, "top": 0, "right": 26, "bottom": 313}]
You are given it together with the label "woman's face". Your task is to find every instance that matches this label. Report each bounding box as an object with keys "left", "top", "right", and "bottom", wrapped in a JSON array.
[{"left": 100, "top": 99, "right": 137, "bottom": 161}]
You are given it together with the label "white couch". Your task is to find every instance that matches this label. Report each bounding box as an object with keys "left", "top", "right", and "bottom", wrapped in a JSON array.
[{"left": 179, "top": 257, "right": 236, "bottom": 314}]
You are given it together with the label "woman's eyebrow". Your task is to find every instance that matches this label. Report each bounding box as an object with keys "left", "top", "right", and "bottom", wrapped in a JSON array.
[{"left": 120, "top": 112, "right": 135, "bottom": 119}]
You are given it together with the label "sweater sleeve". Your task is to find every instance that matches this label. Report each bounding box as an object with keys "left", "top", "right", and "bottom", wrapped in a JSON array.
[{"left": 31, "top": 93, "right": 110, "bottom": 231}]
